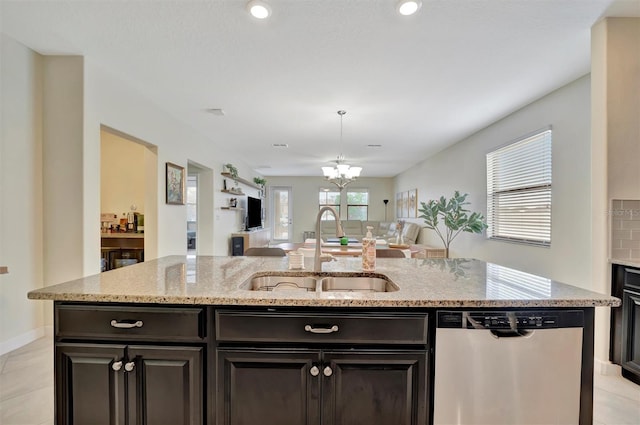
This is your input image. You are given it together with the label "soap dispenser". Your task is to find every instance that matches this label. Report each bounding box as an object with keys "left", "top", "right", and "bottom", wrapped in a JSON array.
[{"left": 362, "top": 226, "right": 376, "bottom": 271}]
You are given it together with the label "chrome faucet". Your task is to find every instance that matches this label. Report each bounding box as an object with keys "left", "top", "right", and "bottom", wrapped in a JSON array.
[{"left": 314, "top": 206, "right": 344, "bottom": 272}]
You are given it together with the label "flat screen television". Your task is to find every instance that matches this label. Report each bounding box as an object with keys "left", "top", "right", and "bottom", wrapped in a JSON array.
[{"left": 246, "top": 196, "right": 262, "bottom": 230}]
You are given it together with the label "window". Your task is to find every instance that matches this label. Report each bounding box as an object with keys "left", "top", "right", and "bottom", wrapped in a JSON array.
[
  {"left": 347, "top": 189, "right": 369, "bottom": 220},
  {"left": 486, "top": 128, "right": 552, "bottom": 246},
  {"left": 319, "top": 189, "right": 340, "bottom": 220}
]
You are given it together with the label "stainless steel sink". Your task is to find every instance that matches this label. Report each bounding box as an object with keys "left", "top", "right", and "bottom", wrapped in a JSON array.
[
  {"left": 321, "top": 276, "right": 399, "bottom": 292},
  {"left": 241, "top": 274, "right": 398, "bottom": 293},
  {"left": 244, "top": 275, "right": 318, "bottom": 292}
]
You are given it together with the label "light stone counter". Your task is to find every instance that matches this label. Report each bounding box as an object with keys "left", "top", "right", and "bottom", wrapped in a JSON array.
[
  {"left": 28, "top": 255, "right": 620, "bottom": 308},
  {"left": 611, "top": 258, "right": 640, "bottom": 269}
]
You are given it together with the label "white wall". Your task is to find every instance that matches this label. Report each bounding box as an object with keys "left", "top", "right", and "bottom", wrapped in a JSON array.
[
  {"left": 0, "top": 35, "right": 45, "bottom": 353},
  {"left": 396, "top": 76, "right": 593, "bottom": 288},
  {"left": 83, "top": 58, "right": 261, "bottom": 261},
  {"left": 396, "top": 75, "right": 611, "bottom": 360},
  {"left": 263, "top": 176, "right": 394, "bottom": 243}
]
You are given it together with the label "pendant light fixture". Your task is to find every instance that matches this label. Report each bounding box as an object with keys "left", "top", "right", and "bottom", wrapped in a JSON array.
[{"left": 322, "top": 110, "right": 362, "bottom": 190}]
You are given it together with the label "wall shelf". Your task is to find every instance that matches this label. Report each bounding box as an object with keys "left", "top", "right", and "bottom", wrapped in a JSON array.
[
  {"left": 221, "top": 172, "right": 262, "bottom": 190},
  {"left": 221, "top": 189, "right": 245, "bottom": 196}
]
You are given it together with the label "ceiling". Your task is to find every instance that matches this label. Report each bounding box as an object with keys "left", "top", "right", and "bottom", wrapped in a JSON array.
[{"left": 2, "top": 0, "right": 639, "bottom": 177}]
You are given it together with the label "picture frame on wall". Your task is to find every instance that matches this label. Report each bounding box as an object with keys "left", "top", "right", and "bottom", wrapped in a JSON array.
[
  {"left": 166, "top": 162, "right": 185, "bottom": 205},
  {"left": 407, "top": 189, "right": 418, "bottom": 218},
  {"left": 396, "top": 192, "right": 404, "bottom": 218}
]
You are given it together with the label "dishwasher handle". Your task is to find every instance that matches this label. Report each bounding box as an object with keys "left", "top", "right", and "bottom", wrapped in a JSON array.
[{"left": 490, "top": 329, "right": 534, "bottom": 339}]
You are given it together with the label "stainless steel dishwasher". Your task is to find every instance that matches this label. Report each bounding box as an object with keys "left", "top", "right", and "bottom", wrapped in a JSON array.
[{"left": 433, "top": 310, "right": 584, "bottom": 425}]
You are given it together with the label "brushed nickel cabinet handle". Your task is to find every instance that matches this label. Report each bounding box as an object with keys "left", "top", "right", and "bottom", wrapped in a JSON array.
[
  {"left": 323, "top": 366, "right": 333, "bottom": 377},
  {"left": 110, "top": 320, "right": 143, "bottom": 329},
  {"left": 304, "top": 325, "right": 339, "bottom": 334},
  {"left": 310, "top": 366, "right": 320, "bottom": 377},
  {"left": 124, "top": 361, "right": 135, "bottom": 372},
  {"left": 112, "top": 361, "right": 123, "bottom": 371}
]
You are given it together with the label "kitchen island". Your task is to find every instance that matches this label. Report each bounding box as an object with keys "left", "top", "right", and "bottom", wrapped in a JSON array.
[{"left": 28, "top": 255, "right": 619, "bottom": 425}]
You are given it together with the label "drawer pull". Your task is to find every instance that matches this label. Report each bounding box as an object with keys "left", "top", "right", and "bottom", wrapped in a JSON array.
[
  {"left": 110, "top": 320, "right": 143, "bottom": 329},
  {"left": 304, "top": 324, "right": 339, "bottom": 334},
  {"left": 310, "top": 366, "right": 320, "bottom": 377},
  {"left": 112, "top": 361, "right": 123, "bottom": 371},
  {"left": 124, "top": 361, "right": 135, "bottom": 372}
]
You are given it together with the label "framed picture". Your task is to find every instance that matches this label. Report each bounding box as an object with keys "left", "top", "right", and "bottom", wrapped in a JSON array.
[
  {"left": 166, "top": 162, "right": 185, "bottom": 205},
  {"left": 396, "top": 192, "right": 404, "bottom": 218},
  {"left": 407, "top": 189, "right": 418, "bottom": 218}
]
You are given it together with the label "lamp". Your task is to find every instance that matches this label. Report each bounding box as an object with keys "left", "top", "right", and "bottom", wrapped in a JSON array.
[
  {"left": 396, "top": 0, "right": 422, "bottom": 16},
  {"left": 247, "top": 0, "right": 271, "bottom": 19},
  {"left": 322, "top": 110, "right": 362, "bottom": 190}
]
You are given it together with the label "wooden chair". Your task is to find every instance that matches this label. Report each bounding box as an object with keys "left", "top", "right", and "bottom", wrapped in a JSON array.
[
  {"left": 376, "top": 248, "right": 406, "bottom": 258},
  {"left": 244, "top": 247, "right": 286, "bottom": 257}
]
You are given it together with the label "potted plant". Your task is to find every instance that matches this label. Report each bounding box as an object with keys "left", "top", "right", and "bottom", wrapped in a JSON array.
[
  {"left": 224, "top": 163, "right": 238, "bottom": 180},
  {"left": 418, "top": 190, "right": 487, "bottom": 257},
  {"left": 253, "top": 177, "right": 267, "bottom": 187}
]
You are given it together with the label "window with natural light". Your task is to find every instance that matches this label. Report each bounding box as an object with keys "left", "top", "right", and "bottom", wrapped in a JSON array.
[
  {"left": 347, "top": 189, "right": 369, "bottom": 220},
  {"left": 319, "top": 189, "right": 340, "bottom": 220},
  {"left": 486, "top": 128, "right": 552, "bottom": 246}
]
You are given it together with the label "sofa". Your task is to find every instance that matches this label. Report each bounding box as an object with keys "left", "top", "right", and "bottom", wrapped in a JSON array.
[{"left": 319, "top": 220, "right": 422, "bottom": 245}]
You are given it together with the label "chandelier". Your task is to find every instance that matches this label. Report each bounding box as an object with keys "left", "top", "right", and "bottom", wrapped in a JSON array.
[{"left": 321, "top": 110, "right": 362, "bottom": 190}]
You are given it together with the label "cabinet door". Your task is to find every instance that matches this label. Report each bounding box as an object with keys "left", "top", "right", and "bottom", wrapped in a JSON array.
[
  {"left": 322, "top": 351, "right": 428, "bottom": 425},
  {"left": 216, "top": 349, "right": 321, "bottom": 425},
  {"left": 621, "top": 289, "right": 640, "bottom": 384},
  {"left": 56, "top": 343, "right": 127, "bottom": 425},
  {"left": 127, "top": 345, "right": 204, "bottom": 425}
]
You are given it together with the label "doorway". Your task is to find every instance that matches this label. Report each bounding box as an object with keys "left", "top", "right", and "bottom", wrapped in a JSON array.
[
  {"left": 270, "top": 186, "right": 293, "bottom": 243},
  {"left": 187, "top": 161, "right": 214, "bottom": 255},
  {"left": 100, "top": 126, "right": 157, "bottom": 269}
]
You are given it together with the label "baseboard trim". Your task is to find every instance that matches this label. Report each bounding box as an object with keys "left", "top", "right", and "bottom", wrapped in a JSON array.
[
  {"left": 0, "top": 327, "right": 46, "bottom": 356},
  {"left": 594, "top": 358, "right": 622, "bottom": 376}
]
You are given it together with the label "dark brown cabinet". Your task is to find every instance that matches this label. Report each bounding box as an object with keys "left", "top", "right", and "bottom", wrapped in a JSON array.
[
  {"left": 611, "top": 264, "right": 640, "bottom": 385},
  {"left": 56, "top": 343, "right": 203, "bottom": 425},
  {"left": 215, "top": 309, "right": 429, "bottom": 425},
  {"left": 54, "top": 303, "right": 206, "bottom": 425},
  {"left": 216, "top": 349, "right": 427, "bottom": 425},
  {"left": 56, "top": 344, "right": 126, "bottom": 425},
  {"left": 621, "top": 288, "right": 640, "bottom": 384}
]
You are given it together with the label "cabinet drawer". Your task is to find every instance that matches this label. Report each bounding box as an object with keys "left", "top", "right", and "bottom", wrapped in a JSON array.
[
  {"left": 624, "top": 267, "right": 640, "bottom": 290},
  {"left": 56, "top": 304, "right": 205, "bottom": 341},
  {"left": 215, "top": 310, "right": 428, "bottom": 345}
]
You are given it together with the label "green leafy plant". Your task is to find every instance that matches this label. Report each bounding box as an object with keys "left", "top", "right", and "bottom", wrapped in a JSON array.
[
  {"left": 418, "top": 191, "right": 488, "bottom": 255},
  {"left": 224, "top": 163, "right": 238, "bottom": 179},
  {"left": 253, "top": 177, "right": 267, "bottom": 187}
]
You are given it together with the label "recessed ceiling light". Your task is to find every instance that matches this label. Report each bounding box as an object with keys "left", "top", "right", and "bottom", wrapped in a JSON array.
[
  {"left": 396, "top": 0, "right": 422, "bottom": 16},
  {"left": 247, "top": 0, "right": 271, "bottom": 19},
  {"left": 206, "top": 108, "right": 225, "bottom": 116},
  {"left": 272, "top": 143, "right": 288, "bottom": 148}
]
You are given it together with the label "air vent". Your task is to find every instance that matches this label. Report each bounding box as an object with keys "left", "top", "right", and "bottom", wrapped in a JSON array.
[
  {"left": 272, "top": 143, "right": 289, "bottom": 148},
  {"left": 367, "top": 144, "right": 382, "bottom": 148}
]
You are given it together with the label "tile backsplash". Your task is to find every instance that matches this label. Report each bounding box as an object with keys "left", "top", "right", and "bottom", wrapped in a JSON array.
[{"left": 611, "top": 199, "right": 640, "bottom": 259}]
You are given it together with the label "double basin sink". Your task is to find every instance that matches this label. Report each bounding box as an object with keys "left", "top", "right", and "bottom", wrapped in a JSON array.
[{"left": 241, "top": 273, "right": 399, "bottom": 293}]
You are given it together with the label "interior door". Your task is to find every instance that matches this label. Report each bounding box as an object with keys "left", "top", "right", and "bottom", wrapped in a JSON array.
[{"left": 270, "top": 186, "right": 293, "bottom": 243}]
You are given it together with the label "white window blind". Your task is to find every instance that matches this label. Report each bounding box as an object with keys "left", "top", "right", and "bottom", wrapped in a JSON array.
[{"left": 486, "top": 128, "right": 552, "bottom": 246}]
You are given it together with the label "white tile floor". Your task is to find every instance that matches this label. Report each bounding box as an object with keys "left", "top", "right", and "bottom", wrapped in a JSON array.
[{"left": 1, "top": 335, "right": 639, "bottom": 425}]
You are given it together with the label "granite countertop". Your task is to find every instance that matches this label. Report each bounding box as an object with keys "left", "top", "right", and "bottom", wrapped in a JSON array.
[
  {"left": 27, "top": 256, "right": 620, "bottom": 308},
  {"left": 611, "top": 258, "right": 640, "bottom": 269}
]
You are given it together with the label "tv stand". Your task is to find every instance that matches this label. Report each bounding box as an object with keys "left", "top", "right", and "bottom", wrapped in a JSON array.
[{"left": 231, "top": 228, "right": 271, "bottom": 254}]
